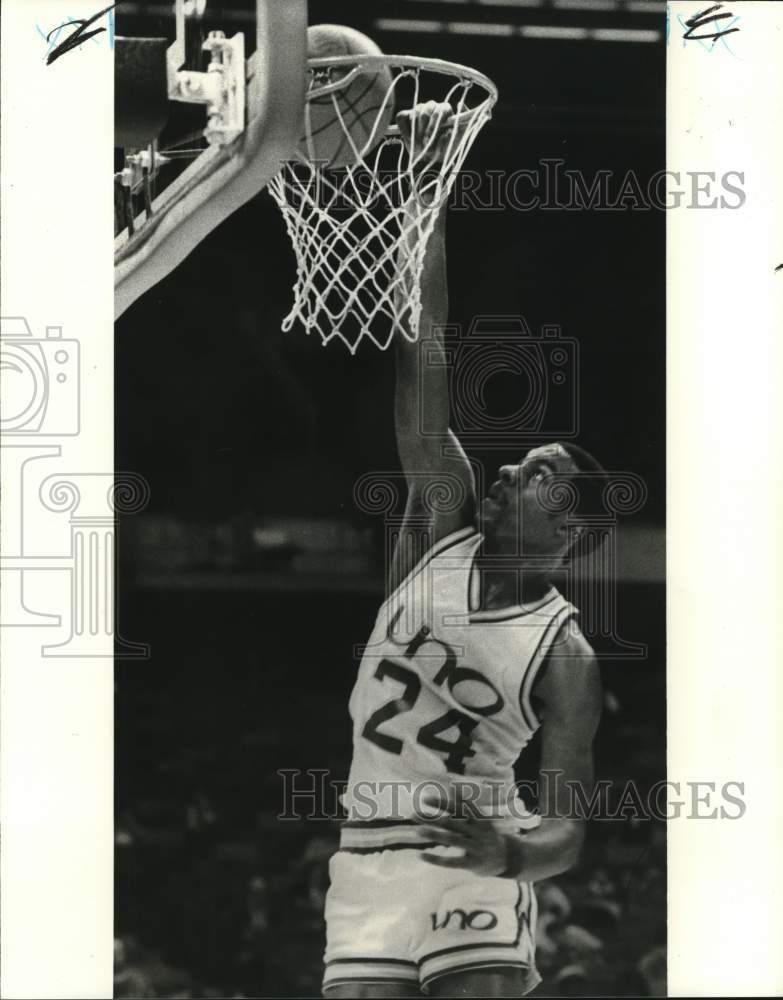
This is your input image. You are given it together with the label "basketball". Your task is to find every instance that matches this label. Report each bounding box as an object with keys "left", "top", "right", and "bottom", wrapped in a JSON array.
[{"left": 300, "top": 24, "right": 395, "bottom": 170}]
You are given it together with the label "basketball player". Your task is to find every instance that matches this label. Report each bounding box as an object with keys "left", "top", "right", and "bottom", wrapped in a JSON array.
[{"left": 323, "top": 103, "right": 604, "bottom": 998}]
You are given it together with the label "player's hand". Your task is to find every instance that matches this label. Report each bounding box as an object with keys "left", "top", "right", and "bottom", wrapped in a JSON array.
[
  {"left": 416, "top": 796, "right": 514, "bottom": 878},
  {"left": 396, "top": 100, "right": 454, "bottom": 167}
]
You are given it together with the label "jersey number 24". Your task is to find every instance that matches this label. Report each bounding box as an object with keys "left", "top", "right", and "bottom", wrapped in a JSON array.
[{"left": 360, "top": 618, "right": 505, "bottom": 775}]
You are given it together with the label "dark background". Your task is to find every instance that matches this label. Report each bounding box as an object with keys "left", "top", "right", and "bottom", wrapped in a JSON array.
[{"left": 115, "top": 2, "right": 666, "bottom": 996}]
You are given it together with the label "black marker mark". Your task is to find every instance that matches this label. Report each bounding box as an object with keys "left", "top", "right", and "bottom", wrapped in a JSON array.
[
  {"left": 683, "top": 3, "right": 740, "bottom": 43},
  {"left": 46, "top": 4, "right": 115, "bottom": 65},
  {"left": 775, "top": 263, "right": 783, "bottom": 273}
]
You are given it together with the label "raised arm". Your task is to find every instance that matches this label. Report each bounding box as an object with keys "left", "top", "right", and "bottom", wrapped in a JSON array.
[{"left": 389, "top": 103, "right": 477, "bottom": 594}]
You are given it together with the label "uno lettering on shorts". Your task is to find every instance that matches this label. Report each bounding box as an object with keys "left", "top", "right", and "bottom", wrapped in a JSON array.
[{"left": 431, "top": 908, "right": 499, "bottom": 932}]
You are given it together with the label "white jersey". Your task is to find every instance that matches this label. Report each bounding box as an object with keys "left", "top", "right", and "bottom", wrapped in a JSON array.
[{"left": 342, "top": 527, "right": 577, "bottom": 830}]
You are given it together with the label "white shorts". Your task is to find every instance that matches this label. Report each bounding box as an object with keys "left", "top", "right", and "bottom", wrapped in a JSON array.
[{"left": 323, "top": 844, "right": 540, "bottom": 994}]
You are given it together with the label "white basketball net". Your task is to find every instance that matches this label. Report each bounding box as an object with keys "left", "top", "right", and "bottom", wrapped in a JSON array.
[{"left": 268, "top": 56, "right": 497, "bottom": 353}]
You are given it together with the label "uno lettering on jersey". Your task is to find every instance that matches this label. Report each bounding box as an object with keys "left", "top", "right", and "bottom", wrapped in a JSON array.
[{"left": 342, "top": 527, "right": 576, "bottom": 826}]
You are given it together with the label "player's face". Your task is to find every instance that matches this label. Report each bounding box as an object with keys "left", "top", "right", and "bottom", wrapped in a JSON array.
[{"left": 479, "top": 444, "right": 579, "bottom": 556}]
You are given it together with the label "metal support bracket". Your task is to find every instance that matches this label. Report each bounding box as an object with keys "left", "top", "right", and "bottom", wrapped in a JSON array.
[
  {"left": 168, "top": 21, "right": 246, "bottom": 148},
  {"left": 118, "top": 148, "right": 171, "bottom": 194}
]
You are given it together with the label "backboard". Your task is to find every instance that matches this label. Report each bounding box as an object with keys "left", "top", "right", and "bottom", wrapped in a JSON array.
[{"left": 114, "top": 0, "right": 307, "bottom": 319}]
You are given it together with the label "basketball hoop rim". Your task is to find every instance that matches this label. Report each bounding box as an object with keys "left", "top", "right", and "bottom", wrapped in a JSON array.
[
  {"left": 271, "top": 50, "right": 498, "bottom": 353},
  {"left": 306, "top": 54, "right": 498, "bottom": 136}
]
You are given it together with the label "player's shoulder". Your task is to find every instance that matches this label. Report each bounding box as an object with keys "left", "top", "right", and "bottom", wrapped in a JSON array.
[
  {"left": 385, "top": 523, "right": 478, "bottom": 600},
  {"left": 551, "top": 616, "right": 596, "bottom": 665},
  {"left": 427, "top": 523, "right": 481, "bottom": 563},
  {"left": 534, "top": 618, "right": 601, "bottom": 716}
]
